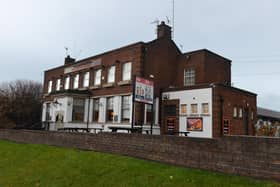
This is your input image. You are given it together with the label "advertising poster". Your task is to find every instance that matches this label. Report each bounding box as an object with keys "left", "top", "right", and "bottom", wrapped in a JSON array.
[
  {"left": 187, "top": 118, "right": 203, "bottom": 131},
  {"left": 135, "top": 77, "right": 154, "bottom": 104}
]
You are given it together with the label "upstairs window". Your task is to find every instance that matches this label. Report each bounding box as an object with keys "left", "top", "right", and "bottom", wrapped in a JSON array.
[
  {"left": 122, "top": 62, "right": 132, "bottom": 81},
  {"left": 107, "top": 66, "right": 115, "bottom": 83},
  {"left": 239, "top": 108, "right": 243, "bottom": 118},
  {"left": 233, "top": 107, "right": 237, "bottom": 118},
  {"left": 73, "top": 74, "right": 79, "bottom": 89},
  {"left": 47, "top": 80, "right": 52, "bottom": 93},
  {"left": 56, "top": 79, "right": 61, "bottom": 91},
  {"left": 83, "top": 72, "right": 90, "bottom": 87},
  {"left": 184, "top": 68, "right": 195, "bottom": 86},
  {"left": 94, "top": 69, "right": 101, "bottom": 86},
  {"left": 64, "top": 76, "right": 70, "bottom": 90}
]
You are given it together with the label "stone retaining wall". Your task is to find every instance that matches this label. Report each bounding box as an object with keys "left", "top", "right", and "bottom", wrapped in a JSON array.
[{"left": 0, "top": 129, "right": 279, "bottom": 182}]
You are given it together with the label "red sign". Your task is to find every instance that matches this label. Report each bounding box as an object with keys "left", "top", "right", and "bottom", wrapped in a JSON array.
[{"left": 134, "top": 77, "right": 154, "bottom": 104}]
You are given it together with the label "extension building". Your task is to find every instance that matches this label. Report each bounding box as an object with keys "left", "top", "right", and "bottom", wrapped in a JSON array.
[{"left": 42, "top": 21, "right": 257, "bottom": 138}]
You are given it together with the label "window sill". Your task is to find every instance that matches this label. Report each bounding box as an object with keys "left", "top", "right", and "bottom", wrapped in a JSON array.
[
  {"left": 90, "top": 85, "right": 101, "bottom": 90},
  {"left": 118, "top": 80, "right": 131, "bottom": 86},
  {"left": 78, "top": 88, "right": 88, "bottom": 91},
  {"left": 189, "top": 114, "right": 199, "bottom": 117},
  {"left": 200, "top": 114, "right": 210, "bottom": 116},
  {"left": 103, "top": 83, "right": 114, "bottom": 88}
]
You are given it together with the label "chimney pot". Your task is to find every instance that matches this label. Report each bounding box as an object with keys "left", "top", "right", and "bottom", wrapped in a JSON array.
[{"left": 157, "top": 21, "right": 172, "bottom": 39}]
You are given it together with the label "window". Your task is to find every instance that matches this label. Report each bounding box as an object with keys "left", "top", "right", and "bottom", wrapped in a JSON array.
[
  {"left": 47, "top": 80, "right": 52, "bottom": 93},
  {"left": 56, "top": 79, "right": 61, "bottom": 91},
  {"left": 46, "top": 103, "right": 51, "bottom": 121},
  {"left": 180, "top": 104, "right": 187, "bottom": 114},
  {"left": 72, "top": 98, "right": 85, "bottom": 122},
  {"left": 251, "top": 111, "right": 254, "bottom": 120},
  {"left": 122, "top": 96, "right": 131, "bottom": 122},
  {"left": 94, "top": 69, "right": 101, "bottom": 86},
  {"left": 202, "top": 103, "right": 209, "bottom": 114},
  {"left": 191, "top": 104, "right": 198, "bottom": 114},
  {"left": 106, "top": 97, "right": 114, "bottom": 122},
  {"left": 239, "top": 108, "right": 243, "bottom": 118},
  {"left": 73, "top": 74, "right": 79, "bottom": 89},
  {"left": 83, "top": 72, "right": 90, "bottom": 87},
  {"left": 92, "top": 99, "right": 99, "bottom": 122},
  {"left": 184, "top": 68, "right": 195, "bottom": 86},
  {"left": 122, "top": 62, "right": 132, "bottom": 81},
  {"left": 64, "top": 76, "right": 70, "bottom": 90},
  {"left": 145, "top": 104, "right": 153, "bottom": 124},
  {"left": 107, "top": 66, "right": 115, "bottom": 83},
  {"left": 233, "top": 107, "right": 237, "bottom": 118}
]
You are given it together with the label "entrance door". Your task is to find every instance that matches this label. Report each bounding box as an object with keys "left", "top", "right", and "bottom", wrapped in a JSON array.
[{"left": 163, "top": 104, "right": 178, "bottom": 135}]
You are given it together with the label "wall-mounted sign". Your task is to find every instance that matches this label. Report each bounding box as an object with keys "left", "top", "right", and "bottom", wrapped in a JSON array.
[
  {"left": 223, "top": 119, "right": 230, "bottom": 135},
  {"left": 187, "top": 118, "right": 203, "bottom": 131},
  {"left": 134, "top": 77, "right": 154, "bottom": 104},
  {"left": 64, "top": 59, "right": 102, "bottom": 74}
]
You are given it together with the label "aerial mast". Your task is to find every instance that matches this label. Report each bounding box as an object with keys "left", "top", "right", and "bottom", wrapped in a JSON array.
[{"left": 172, "top": 0, "right": 175, "bottom": 39}]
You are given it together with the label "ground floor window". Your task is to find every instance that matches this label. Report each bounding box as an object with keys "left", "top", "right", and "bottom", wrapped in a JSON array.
[
  {"left": 146, "top": 104, "right": 153, "bottom": 124},
  {"left": 92, "top": 99, "right": 99, "bottom": 122},
  {"left": 122, "top": 96, "right": 131, "bottom": 122},
  {"left": 46, "top": 103, "right": 51, "bottom": 121},
  {"left": 106, "top": 97, "right": 114, "bottom": 122},
  {"left": 72, "top": 98, "right": 85, "bottom": 122}
]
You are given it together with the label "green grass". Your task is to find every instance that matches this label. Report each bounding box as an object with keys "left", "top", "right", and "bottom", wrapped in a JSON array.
[{"left": 0, "top": 140, "right": 278, "bottom": 187}]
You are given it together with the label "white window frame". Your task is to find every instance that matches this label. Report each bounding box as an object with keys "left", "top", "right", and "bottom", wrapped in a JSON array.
[
  {"left": 83, "top": 72, "right": 90, "bottom": 88},
  {"left": 233, "top": 107, "right": 237, "bottom": 118},
  {"left": 184, "top": 68, "right": 195, "bottom": 86},
  {"left": 47, "top": 80, "right": 52, "bottom": 93},
  {"left": 56, "top": 79, "right": 61, "bottom": 91},
  {"left": 239, "top": 108, "right": 243, "bottom": 118},
  {"left": 122, "top": 62, "right": 132, "bottom": 81},
  {"left": 94, "top": 69, "right": 101, "bottom": 86},
  {"left": 73, "top": 74, "right": 79, "bottom": 89},
  {"left": 191, "top": 104, "right": 198, "bottom": 114},
  {"left": 202, "top": 103, "right": 209, "bottom": 114},
  {"left": 180, "top": 104, "right": 187, "bottom": 115},
  {"left": 64, "top": 76, "right": 70, "bottom": 90},
  {"left": 121, "top": 95, "right": 131, "bottom": 122},
  {"left": 107, "top": 66, "right": 115, "bottom": 83}
]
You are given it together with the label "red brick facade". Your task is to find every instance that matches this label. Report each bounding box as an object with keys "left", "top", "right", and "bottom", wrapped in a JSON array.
[{"left": 42, "top": 21, "right": 257, "bottom": 137}]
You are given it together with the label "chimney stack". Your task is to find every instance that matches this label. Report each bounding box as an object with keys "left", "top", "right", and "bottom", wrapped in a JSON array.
[
  {"left": 64, "top": 55, "right": 76, "bottom": 65},
  {"left": 157, "top": 21, "right": 172, "bottom": 40}
]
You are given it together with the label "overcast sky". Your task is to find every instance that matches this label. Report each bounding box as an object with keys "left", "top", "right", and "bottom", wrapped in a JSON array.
[{"left": 1, "top": 0, "right": 280, "bottom": 110}]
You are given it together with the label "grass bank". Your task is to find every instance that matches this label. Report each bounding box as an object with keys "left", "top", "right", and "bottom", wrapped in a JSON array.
[{"left": 0, "top": 140, "right": 278, "bottom": 187}]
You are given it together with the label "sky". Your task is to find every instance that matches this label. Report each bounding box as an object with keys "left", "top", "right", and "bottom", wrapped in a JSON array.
[{"left": 1, "top": 0, "right": 280, "bottom": 110}]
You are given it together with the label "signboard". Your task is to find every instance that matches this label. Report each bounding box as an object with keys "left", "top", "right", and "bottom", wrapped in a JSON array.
[
  {"left": 187, "top": 118, "right": 203, "bottom": 131},
  {"left": 223, "top": 119, "right": 230, "bottom": 135},
  {"left": 64, "top": 59, "right": 101, "bottom": 74},
  {"left": 134, "top": 77, "right": 154, "bottom": 104},
  {"left": 166, "top": 117, "right": 176, "bottom": 132}
]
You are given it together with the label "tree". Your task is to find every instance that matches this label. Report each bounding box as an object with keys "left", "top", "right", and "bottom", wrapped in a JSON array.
[{"left": 0, "top": 80, "right": 42, "bottom": 129}]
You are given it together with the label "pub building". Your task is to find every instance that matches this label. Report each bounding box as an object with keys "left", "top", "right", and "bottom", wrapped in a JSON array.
[{"left": 42, "top": 21, "right": 257, "bottom": 138}]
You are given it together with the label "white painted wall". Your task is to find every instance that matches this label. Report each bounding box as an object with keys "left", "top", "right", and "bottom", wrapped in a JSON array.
[
  {"left": 163, "top": 88, "right": 213, "bottom": 138},
  {"left": 41, "top": 94, "right": 162, "bottom": 134}
]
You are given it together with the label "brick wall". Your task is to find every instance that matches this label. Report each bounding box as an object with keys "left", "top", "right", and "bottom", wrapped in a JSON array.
[{"left": 0, "top": 130, "right": 279, "bottom": 182}]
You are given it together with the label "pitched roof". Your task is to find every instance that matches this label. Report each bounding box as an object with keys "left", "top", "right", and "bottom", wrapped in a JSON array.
[{"left": 257, "top": 107, "right": 280, "bottom": 120}]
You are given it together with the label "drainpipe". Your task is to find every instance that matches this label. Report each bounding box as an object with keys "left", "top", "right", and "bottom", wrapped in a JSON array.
[
  {"left": 219, "top": 96, "right": 224, "bottom": 136},
  {"left": 86, "top": 96, "right": 90, "bottom": 132}
]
